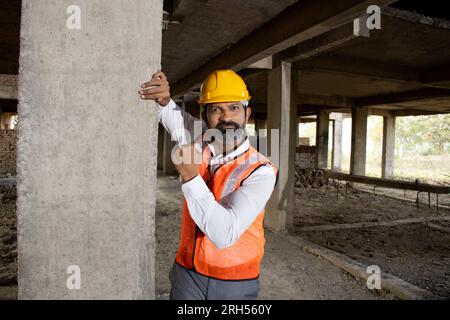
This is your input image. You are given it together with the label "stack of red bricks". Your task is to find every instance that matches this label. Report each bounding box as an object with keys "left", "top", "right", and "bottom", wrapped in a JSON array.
[
  {"left": 0, "top": 130, "right": 16, "bottom": 175},
  {"left": 0, "top": 74, "right": 17, "bottom": 87}
]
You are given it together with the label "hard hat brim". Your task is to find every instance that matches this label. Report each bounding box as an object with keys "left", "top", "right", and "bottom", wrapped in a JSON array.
[{"left": 198, "top": 95, "right": 251, "bottom": 106}]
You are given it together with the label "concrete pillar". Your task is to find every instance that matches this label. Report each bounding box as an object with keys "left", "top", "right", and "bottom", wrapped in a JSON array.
[
  {"left": 332, "top": 113, "right": 343, "bottom": 171},
  {"left": 382, "top": 115, "right": 396, "bottom": 179},
  {"left": 265, "top": 62, "right": 296, "bottom": 232},
  {"left": 350, "top": 106, "right": 368, "bottom": 176},
  {"left": 17, "top": 0, "right": 162, "bottom": 299},
  {"left": 162, "top": 129, "right": 177, "bottom": 175},
  {"left": 316, "top": 111, "right": 329, "bottom": 169},
  {"left": 254, "top": 118, "right": 267, "bottom": 152}
]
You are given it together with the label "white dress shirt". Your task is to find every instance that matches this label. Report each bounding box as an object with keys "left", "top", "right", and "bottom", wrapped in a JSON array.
[{"left": 158, "top": 99, "right": 276, "bottom": 249}]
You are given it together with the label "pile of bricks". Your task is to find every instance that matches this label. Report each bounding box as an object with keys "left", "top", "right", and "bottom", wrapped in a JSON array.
[
  {"left": 295, "top": 145, "right": 316, "bottom": 169},
  {"left": 295, "top": 167, "right": 329, "bottom": 188},
  {"left": 0, "top": 130, "right": 16, "bottom": 175},
  {"left": 0, "top": 74, "right": 17, "bottom": 87}
]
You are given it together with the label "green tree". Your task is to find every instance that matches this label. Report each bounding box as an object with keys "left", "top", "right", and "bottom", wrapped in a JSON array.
[{"left": 396, "top": 114, "right": 450, "bottom": 155}]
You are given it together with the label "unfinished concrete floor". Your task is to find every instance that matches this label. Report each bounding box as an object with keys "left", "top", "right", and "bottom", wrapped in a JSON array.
[
  {"left": 0, "top": 177, "right": 17, "bottom": 300},
  {"left": 155, "top": 172, "right": 392, "bottom": 300},
  {"left": 3, "top": 173, "right": 448, "bottom": 299},
  {"left": 294, "top": 186, "right": 450, "bottom": 299}
]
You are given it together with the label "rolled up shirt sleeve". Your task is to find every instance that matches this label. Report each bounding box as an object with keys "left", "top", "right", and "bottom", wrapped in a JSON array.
[{"left": 181, "top": 165, "right": 276, "bottom": 250}]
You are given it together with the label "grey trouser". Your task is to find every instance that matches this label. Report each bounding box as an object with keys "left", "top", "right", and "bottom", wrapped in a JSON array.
[{"left": 169, "top": 262, "right": 260, "bottom": 300}]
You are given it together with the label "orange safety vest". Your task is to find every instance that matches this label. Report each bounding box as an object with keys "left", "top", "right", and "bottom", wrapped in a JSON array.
[{"left": 175, "top": 144, "right": 278, "bottom": 280}]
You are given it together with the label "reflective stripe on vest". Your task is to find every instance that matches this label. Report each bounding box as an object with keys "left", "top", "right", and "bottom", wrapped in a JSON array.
[{"left": 220, "top": 152, "right": 264, "bottom": 206}]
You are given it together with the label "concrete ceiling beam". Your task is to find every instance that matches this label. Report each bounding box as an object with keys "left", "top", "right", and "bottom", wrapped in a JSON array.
[
  {"left": 296, "top": 93, "right": 355, "bottom": 108},
  {"left": 355, "top": 88, "right": 450, "bottom": 107},
  {"left": 248, "top": 56, "right": 273, "bottom": 70},
  {"left": 393, "top": 109, "right": 450, "bottom": 117},
  {"left": 367, "top": 108, "right": 393, "bottom": 117},
  {"left": 171, "top": 0, "right": 397, "bottom": 97},
  {"left": 273, "top": 21, "right": 369, "bottom": 67},
  {"left": 295, "top": 56, "right": 422, "bottom": 85},
  {"left": 297, "top": 104, "right": 351, "bottom": 116},
  {"left": 295, "top": 57, "right": 450, "bottom": 90},
  {"left": 421, "top": 63, "right": 450, "bottom": 88}
]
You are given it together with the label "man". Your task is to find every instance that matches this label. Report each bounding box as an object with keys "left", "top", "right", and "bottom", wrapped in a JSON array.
[{"left": 139, "top": 69, "right": 277, "bottom": 300}]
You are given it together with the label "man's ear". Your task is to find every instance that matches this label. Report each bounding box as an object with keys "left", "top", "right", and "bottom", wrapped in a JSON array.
[
  {"left": 245, "top": 106, "right": 252, "bottom": 122},
  {"left": 201, "top": 105, "right": 210, "bottom": 126}
]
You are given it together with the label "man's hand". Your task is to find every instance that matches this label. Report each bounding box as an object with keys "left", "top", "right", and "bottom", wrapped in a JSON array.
[
  {"left": 172, "top": 143, "right": 203, "bottom": 183},
  {"left": 139, "top": 71, "right": 171, "bottom": 107}
]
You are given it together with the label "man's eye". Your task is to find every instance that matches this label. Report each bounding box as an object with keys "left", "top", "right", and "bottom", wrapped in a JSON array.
[{"left": 232, "top": 106, "right": 239, "bottom": 110}]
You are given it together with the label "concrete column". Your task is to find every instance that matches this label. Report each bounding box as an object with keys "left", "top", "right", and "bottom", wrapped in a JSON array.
[
  {"left": 162, "top": 129, "right": 177, "bottom": 175},
  {"left": 265, "top": 62, "right": 297, "bottom": 232},
  {"left": 382, "top": 115, "right": 396, "bottom": 179},
  {"left": 17, "top": 0, "right": 162, "bottom": 299},
  {"left": 254, "top": 118, "right": 267, "bottom": 152},
  {"left": 332, "top": 113, "right": 343, "bottom": 171},
  {"left": 350, "top": 106, "right": 368, "bottom": 176},
  {"left": 316, "top": 111, "right": 329, "bottom": 169}
]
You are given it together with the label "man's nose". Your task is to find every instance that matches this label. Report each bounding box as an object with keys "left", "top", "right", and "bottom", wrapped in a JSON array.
[{"left": 220, "top": 109, "right": 233, "bottom": 122}]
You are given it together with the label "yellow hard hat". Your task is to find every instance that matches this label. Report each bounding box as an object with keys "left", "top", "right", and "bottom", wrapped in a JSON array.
[{"left": 198, "top": 69, "right": 251, "bottom": 105}]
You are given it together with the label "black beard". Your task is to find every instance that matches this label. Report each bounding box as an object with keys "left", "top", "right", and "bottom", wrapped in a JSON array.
[
  {"left": 215, "top": 121, "right": 242, "bottom": 134},
  {"left": 211, "top": 121, "right": 247, "bottom": 151}
]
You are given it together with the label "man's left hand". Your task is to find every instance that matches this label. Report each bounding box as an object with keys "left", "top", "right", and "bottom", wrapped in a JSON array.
[{"left": 172, "top": 143, "right": 202, "bottom": 183}]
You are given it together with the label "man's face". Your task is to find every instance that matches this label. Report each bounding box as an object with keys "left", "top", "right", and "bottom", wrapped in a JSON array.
[
  {"left": 205, "top": 102, "right": 251, "bottom": 131},
  {"left": 204, "top": 101, "right": 252, "bottom": 151}
]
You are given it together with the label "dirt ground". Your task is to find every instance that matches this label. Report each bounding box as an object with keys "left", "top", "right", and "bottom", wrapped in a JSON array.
[
  {"left": 0, "top": 177, "right": 17, "bottom": 300},
  {"left": 3, "top": 174, "right": 447, "bottom": 300},
  {"left": 352, "top": 182, "right": 450, "bottom": 209},
  {"left": 295, "top": 186, "right": 450, "bottom": 298},
  {"left": 155, "top": 172, "right": 392, "bottom": 300},
  {"left": 293, "top": 185, "right": 450, "bottom": 227}
]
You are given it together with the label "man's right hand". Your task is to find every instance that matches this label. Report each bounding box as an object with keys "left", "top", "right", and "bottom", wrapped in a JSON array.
[{"left": 139, "top": 71, "right": 171, "bottom": 107}]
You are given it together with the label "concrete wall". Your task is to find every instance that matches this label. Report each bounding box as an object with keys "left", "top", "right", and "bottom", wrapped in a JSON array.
[
  {"left": 17, "top": 0, "right": 162, "bottom": 299},
  {"left": 0, "top": 129, "right": 16, "bottom": 174}
]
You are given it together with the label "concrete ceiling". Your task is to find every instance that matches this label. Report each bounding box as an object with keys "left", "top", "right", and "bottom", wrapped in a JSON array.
[
  {"left": 161, "top": 0, "right": 297, "bottom": 84},
  {"left": 294, "top": 10, "right": 450, "bottom": 113},
  {"left": 324, "top": 15, "right": 450, "bottom": 70},
  {"left": 242, "top": 7, "right": 450, "bottom": 115},
  {"left": 390, "top": 0, "right": 450, "bottom": 21},
  {"left": 0, "top": 0, "right": 21, "bottom": 75},
  {"left": 1, "top": 0, "right": 449, "bottom": 115},
  {"left": 297, "top": 69, "right": 423, "bottom": 98}
]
